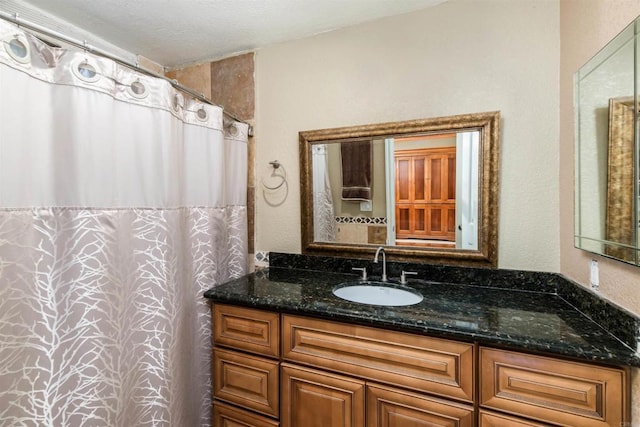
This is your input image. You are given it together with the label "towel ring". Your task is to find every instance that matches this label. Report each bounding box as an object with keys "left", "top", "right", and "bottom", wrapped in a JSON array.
[{"left": 261, "top": 160, "right": 287, "bottom": 191}]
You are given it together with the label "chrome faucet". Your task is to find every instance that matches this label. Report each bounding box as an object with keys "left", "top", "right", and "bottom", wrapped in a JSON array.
[{"left": 373, "top": 246, "right": 387, "bottom": 282}]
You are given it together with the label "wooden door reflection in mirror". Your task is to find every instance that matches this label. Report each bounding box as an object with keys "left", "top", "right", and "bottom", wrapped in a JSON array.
[{"left": 394, "top": 139, "right": 457, "bottom": 246}]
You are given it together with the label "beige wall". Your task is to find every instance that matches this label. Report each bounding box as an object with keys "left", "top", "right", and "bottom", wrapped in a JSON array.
[{"left": 255, "top": 0, "right": 560, "bottom": 271}]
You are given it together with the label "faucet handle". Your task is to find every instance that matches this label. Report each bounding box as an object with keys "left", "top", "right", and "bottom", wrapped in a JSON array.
[
  {"left": 400, "top": 270, "right": 418, "bottom": 285},
  {"left": 352, "top": 267, "right": 368, "bottom": 281}
]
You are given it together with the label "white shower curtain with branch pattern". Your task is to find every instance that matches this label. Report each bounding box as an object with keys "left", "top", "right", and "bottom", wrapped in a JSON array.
[{"left": 0, "top": 20, "right": 247, "bottom": 426}]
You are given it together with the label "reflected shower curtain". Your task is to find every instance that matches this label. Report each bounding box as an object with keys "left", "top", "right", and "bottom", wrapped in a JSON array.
[
  {"left": 0, "top": 20, "right": 247, "bottom": 426},
  {"left": 312, "top": 144, "right": 336, "bottom": 242}
]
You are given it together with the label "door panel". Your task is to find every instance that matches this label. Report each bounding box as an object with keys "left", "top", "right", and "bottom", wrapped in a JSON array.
[
  {"left": 413, "top": 158, "right": 426, "bottom": 201},
  {"left": 396, "top": 159, "right": 411, "bottom": 202}
]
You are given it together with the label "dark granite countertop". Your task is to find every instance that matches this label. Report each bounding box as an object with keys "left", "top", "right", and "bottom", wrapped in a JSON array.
[{"left": 204, "top": 265, "right": 640, "bottom": 367}]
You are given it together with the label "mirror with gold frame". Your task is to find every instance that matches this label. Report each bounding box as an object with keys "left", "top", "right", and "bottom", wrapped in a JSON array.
[{"left": 299, "top": 111, "right": 500, "bottom": 267}]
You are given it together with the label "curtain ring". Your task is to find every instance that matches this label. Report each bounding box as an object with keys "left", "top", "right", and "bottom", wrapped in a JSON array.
[{"left": 224, "top": 119, "right": 240, "bottom": 137}]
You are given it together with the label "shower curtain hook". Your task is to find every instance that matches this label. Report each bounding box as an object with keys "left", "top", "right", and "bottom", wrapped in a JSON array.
[
  {"left": 81, "top": 40, "right": 89, "bottom": 64},
  {"left": 82, "top": 40, "right": 90, "bottom": 60}
]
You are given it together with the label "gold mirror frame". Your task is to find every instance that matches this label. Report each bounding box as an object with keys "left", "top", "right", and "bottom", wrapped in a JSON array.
[{"left": 299, "top": 111, "right": 500, "bottom": 267}]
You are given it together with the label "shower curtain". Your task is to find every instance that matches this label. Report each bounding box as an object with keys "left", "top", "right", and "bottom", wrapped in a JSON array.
[{"left": 0, "top": 20, "right": 247, "bottom": 426}]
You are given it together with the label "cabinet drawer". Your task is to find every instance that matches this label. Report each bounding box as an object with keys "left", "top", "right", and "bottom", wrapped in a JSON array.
[
  {"left": 367, "top": 383, "right": 474, "bottom": 427},
  {"left": 282, "top": 315, "right": 474, "bottom": 402},
  {"left": 479, "top": 410, "right": 552, "bottom": 427},
  {"left": 213, "top": 304, "right": 280, "bottom": 357},
  {"left": 213, "top": 401, "right": 280, "bottom": 427},
  {"left": 480, "top": 347, "right": 628, "bottom": 427},
  {"left": 213, "top": 348, "right": 280, "bottom": 418}
]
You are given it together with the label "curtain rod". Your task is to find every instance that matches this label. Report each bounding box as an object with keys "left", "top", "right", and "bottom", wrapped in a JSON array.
[{"left": 0, "top": 11, "right": 252, "bottom": 134}]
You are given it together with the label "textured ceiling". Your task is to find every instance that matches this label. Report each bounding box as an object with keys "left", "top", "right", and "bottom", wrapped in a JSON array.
[{"left": 13, "top": 0, "right": 447, "bottom": 68}]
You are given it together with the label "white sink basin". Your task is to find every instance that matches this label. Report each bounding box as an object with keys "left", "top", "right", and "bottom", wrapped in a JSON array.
[{"left": 332, "top": 281, "right": 423, "bottom": 306}]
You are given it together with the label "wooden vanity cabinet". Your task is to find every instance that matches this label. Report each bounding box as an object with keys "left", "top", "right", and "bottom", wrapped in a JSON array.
[{"left": 211, "top": 304, "right": 630, "bottom": 427}]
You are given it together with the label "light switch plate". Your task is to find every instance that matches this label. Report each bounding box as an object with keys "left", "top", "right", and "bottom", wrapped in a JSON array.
[{"left": 589, "top": 259, "right": 599, "bottom": 291}]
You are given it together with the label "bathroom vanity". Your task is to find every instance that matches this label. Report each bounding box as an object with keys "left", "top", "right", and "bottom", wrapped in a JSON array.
[{"left": 204, "top": 254, "right": 639, "bottom": 427}]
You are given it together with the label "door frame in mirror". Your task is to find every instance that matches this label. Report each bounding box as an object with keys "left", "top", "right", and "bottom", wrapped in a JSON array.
[{"left": 299, "top": 111, "right": 501, "bottom": 267}]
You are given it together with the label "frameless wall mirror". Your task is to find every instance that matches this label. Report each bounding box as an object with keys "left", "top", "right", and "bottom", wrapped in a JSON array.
[
  {"left": 575, "top": 16, "right": 640, "bottom": 265},
  {"left": 299, "top": 111, "right": 500, "bottom": 267}
]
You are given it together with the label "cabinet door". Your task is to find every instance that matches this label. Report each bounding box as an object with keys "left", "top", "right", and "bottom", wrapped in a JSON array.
[
  {"left": 367, "top": 383, "right": 473, "bottom": 427},
  {"left": 479, "top": 410, "right": 552, "bottom": 427},
  {"left": 281, "top": 363, "right": 364, "bottom": 427}
]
